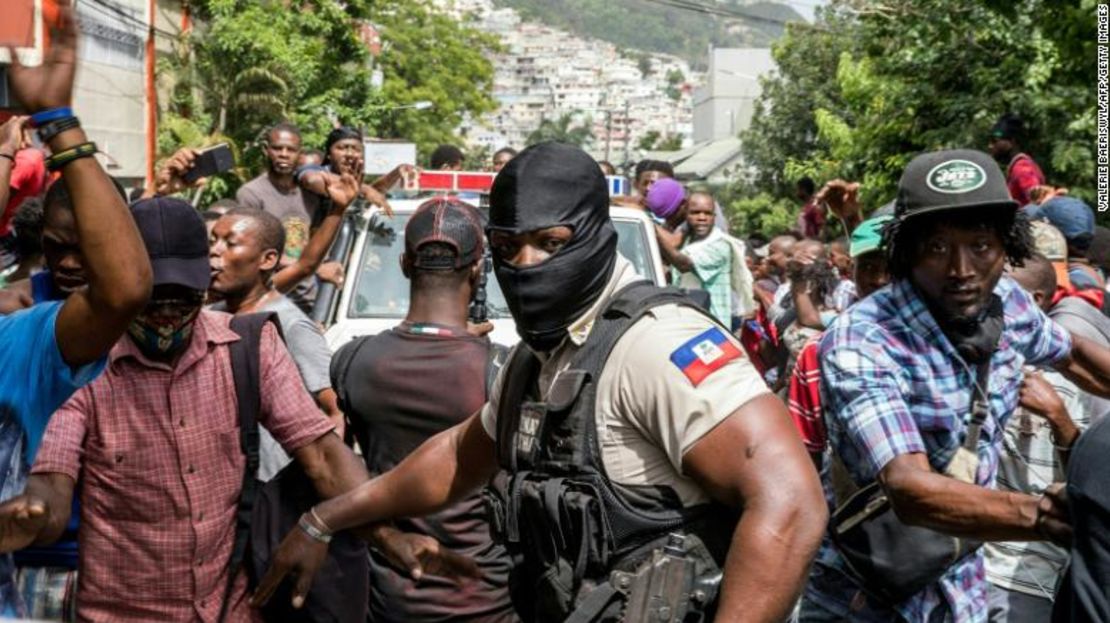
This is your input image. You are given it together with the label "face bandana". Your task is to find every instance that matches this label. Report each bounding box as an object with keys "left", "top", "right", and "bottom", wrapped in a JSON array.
[
  {"left": 934, "top": 294, "right": 1004, "bottom": 365},
  {"left": 489, "top": 142, "right": 617, "bottom": 352},
  {"left": 127, "top": 306, "right": 201, "bottom": 358}
]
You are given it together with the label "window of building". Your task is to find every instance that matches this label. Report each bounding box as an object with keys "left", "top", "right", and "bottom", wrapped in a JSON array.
[{"left": 77, "top": 2, "right": 145, "bottom": 72}]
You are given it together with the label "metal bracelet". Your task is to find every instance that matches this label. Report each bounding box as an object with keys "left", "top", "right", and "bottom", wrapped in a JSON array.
[
  {"left": 309, "top": 506, "right": 334, "bottom": 534},
  {"left": 298, "top": 513, "right": 333, "bottom": 543}
]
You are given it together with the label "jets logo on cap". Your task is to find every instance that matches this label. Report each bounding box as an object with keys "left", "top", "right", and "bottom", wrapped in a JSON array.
[{"left": 925, "top": 160, "right": 987, "bottom": 194}]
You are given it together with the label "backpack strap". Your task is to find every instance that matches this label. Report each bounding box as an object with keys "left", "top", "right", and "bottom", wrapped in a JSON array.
[
  {"left": 492, "top": 281, "right": 712, "bottom": 472},
  {"left": 494, "top": 345, "right": 542, "bottom": 472},
  {"left": 485, "top": 341, "right": 511, "bottom": 398},
  {"left": 573, "top": 280, "right": 711, "bottom": 375},
  {"left": 220, "top": 312, "right": 281, "bottom": 622}
]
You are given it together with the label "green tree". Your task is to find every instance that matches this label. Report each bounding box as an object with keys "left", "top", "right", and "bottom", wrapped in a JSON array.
[
  {"left": 160, "top": 0, "right": 498, "bottom": 199},
  {"left": 637, "top": 130, "right": 661, "bottom": 151},
  {"left": 657, "top": 134, "right": 684, "bottom": 151},
  {"left": 526, "top": 113, "right": 594, "bottom": 147},
  {"left": 737, "top": 0, "right": 1104, "bottom": 233}
]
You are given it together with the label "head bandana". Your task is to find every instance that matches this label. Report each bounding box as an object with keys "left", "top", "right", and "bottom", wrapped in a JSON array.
[
  {"left": 489, "top": 142, "right": 617, "bottom": 352},
  {"left": 324, "top": 126, "right": 363, "bottom": 169}
]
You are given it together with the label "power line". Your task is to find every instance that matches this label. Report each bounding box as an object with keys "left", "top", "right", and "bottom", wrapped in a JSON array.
[
  {"left": 79, "top": 0, "right": 179, "bottom": 40},
  {"left": 637, "top": 0, "right": 804, "bottom": 27}
]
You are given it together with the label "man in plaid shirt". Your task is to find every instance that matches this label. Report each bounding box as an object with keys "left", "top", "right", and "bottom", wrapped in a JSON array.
[{"left": 800, "top": 150, "right": 1110, "bottom": 623}]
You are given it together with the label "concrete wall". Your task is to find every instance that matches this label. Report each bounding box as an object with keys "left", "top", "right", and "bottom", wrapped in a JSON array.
[
  {"left": 72, "top": 0, "right": 148, "bottom": 184},
  {"left": 692, "top": 48, "right": 774, "bottom": 144}
]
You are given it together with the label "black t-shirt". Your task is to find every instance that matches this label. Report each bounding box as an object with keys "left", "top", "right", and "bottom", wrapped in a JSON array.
[
  {"left": 331, "top": 323, "right": 515, "bottom": 622},
  {"left": 1054, "top": 416, "right": 1110, "bottom": 623}
]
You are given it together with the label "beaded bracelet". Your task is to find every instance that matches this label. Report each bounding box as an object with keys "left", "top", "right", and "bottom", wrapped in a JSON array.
[
  {"left": 297, "top": 513, "right": 333, "bottom": 543},
  {"left": 46, "top": 142, "right": 98, "bottom": 172},
  {"left": 31, "top": 106, "right": 74, "bottom": 128},
  {"left": 37, "top": 116, "right": 81, "bottom": 144}
]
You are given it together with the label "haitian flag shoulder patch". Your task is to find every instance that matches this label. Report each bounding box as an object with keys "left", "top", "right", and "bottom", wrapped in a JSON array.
[{"left": 669, "top": 327, "right": 742, "bottom": 386}]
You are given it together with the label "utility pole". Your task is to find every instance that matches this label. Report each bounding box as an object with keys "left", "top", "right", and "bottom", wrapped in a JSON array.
[
  {"left": 623, "top": 99, "right": 631, "bottom": 166},
  {"left": 605, "top": 110, "right": 613, "bottom": 162}
]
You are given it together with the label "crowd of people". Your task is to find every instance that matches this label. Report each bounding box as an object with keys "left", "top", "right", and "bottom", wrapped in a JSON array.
[{"left": 2, "top": 7, "right": 1110, "bottom": 623}]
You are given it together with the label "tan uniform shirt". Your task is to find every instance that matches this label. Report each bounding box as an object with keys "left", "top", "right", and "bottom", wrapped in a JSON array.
[{"left": 481, "top": 257, "right": 769, "bottom": 505}]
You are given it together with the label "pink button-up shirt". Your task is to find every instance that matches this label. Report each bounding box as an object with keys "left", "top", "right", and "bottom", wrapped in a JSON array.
[{"left": 33, "top": 310, "right": 333, "bottom": 622}]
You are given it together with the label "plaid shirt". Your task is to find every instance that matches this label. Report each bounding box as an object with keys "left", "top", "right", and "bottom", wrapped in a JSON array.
[
  {"left": 787, "top": 336, "right": 826, "bottom": 453},
  {"left": 807, "top": 276, "right": 1072, "bottom": 622},
  {"left": 32, "top": 310, "right": 332, "bottom": 622},
  {"left": 673, "top": 228, "right": 733, "bottom": 325}
]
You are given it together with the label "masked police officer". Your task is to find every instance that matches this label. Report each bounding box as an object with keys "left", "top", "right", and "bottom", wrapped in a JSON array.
[{"left": 255, "top": 143, "right": 826, "bottom": 622}]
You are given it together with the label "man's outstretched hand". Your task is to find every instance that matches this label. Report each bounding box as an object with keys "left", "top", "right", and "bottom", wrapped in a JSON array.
[
  {"left": 7, "top": 2, "right": 77, "bottom": 112},
  {"left": 0, "top": 494, "right": 48, "bottom": 553},
  {"left": 251, "top": 524, "right": 328, "bottom": 610},
  {"left": 815, "top": 179, "right": 861, "bottom": 222},
  {"left": 152, "top": 148, "right": 202, "bottom": 197},
  {"left": 251, "top": 522, "right": 482, "bottom": 611},
  {"left": 323, "top": 173, "right": 360, "bottom": 210},
  {"left": 1036, "top": 483, "right": 1072, "bottom": 547},
  {"left": 368, "top": 524, "right": 481, "bottom": 582}
]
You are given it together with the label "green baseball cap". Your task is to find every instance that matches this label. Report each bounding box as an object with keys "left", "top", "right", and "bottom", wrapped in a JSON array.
[{"left": 849, "top": 215, "right": 894, "bottom": 258}]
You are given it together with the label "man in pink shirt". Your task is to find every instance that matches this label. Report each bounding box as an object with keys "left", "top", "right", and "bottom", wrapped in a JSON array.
[{"left": 0, "top": 198, "right": 372, "bottom": 622}]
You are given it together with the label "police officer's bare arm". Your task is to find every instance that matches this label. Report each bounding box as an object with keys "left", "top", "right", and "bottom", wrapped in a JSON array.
[
  {"left": 681, "top": 393, "right": 827, "bottom": 623},
  {"left": 255, "top": 394, "right": 828, "bottom": 622},
  {"left": 253, "top": 412, "right": 498, "bottom": 609},
  {"left": 7, "top": 3, "right": 151, "bottom": 366}
]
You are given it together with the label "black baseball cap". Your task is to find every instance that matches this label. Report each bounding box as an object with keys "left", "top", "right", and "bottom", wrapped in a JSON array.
[
  {"left": 895, "top": 149, "right": 1018, "bottom": 220},
  {"left": 130, "top": 197, "right": 211, "bottom": 291},
  {"left": 405, "top": 197, "right": 484, "bottom": 270}
]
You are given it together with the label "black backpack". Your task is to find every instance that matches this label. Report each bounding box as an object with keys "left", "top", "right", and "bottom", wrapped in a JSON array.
[{"left": 222, "top": 313, "right": 369, "bottom": 623}]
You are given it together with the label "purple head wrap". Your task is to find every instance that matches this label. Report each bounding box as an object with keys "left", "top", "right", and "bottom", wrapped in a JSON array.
[{"left": 645, "top": 178, "right": 685, "bottom": 220}]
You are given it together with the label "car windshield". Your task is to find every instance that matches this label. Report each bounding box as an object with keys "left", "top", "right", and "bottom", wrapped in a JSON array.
[{"left": 347, "top": 212, "right": 657, "bottom": 319}]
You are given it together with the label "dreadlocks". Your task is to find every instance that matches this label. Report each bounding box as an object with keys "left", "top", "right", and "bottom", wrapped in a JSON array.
[{"left": 883, "top": 207, "right": 1033, "bottom": 280}]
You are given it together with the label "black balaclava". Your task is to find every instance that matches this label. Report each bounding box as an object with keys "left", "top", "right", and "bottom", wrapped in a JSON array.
[{"left": 489, "top": 142, "right": 617, "bottom": 352}]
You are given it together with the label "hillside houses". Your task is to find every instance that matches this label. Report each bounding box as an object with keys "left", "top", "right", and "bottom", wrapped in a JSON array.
[{"left": 439, "top": 0, "right": 701, "bottom": 165}]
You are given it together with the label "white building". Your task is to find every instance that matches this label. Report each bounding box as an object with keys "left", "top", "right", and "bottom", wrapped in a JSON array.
[{"left": 692, "top": 48, "right": 775, "bottom": 143}]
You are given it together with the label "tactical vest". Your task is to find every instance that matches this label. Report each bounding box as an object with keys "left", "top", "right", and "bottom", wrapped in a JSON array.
[{"left": 484, "top": 281, "right": 735, "bottom": 623}]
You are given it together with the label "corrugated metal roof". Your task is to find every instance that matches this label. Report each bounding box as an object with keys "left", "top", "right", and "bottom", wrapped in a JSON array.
[{"left": 673, "top": 137, "right": 743, "bottom": 180}]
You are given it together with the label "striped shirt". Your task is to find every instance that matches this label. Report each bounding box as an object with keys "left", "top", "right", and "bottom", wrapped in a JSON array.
[
  {"left": 806, "top": 276, "right": 1072, "bottom": 622},
  {"left": 985, "top": 370, "right": 1088, "bottom": 599}
]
